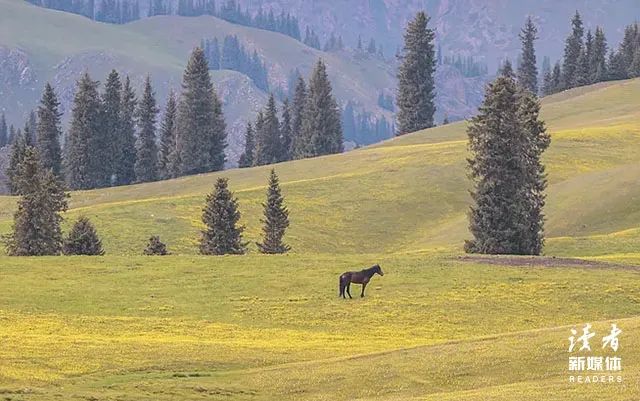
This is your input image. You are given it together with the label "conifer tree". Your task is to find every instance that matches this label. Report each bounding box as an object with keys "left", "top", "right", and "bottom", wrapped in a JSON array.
[
  {"left": 6, "top": 133, "right": 29, "bottom": 195},
  {"left": 562, "top": 11, "right": 585, "bottom": 89},
  {"left": 4, "top": 147, "right": 68, "bottom": 256},
  {"left": 134, "top": 76, "right": 159, "bottom": 183},
  {"left": 176, "top": 47, "right": 227, "bottom": 176},
  {"left": 100, "top": 70, "right": 122, "bottom": 186},
  {"left": 158, "top": 91, "right": 177, "bottom": 180},
  {"left": 465, "top": 68, "right": 547, "bottom": 255},
  {"left": 200, "top": 177, "right": 247, "bottom": 255},
  {"left": 517, "top": 17, "right": 538, "bottom": 94},
  {"left": 591, "top": 27, "right": 608, "bottom": 83},
  {"left": 114, "top": 76, "right": 137, "bottom": 186},
  {"left": 291, "top": 75, "right": 308, "bottom": 159},
  {"left": 36, "top": 83, "right": 64, "bottom": 177},
  {"left": 257, "top": 169, "right": 290, "bottom": 254},
  {"left": 8, "top": 125, "right": 17, "bottom": 146},
  {"left": 25, "top": 111, "right": 37, "bottom": 146},
  {"left": 65, "top": 72, "right": 102, "bottom": 190},
  {"left": 517, "top": 89, "right": 551, "bottom": 255},
  {"left": 255, "top": 94, "right": 281, "bottom": 165},
  {"left": 238, "top": 122, "right": 255, "bottom": 168},
  {"left": 143, "top": 235, "right": 169, "bottom": 255},
  {"left": 0, "top": 113, "right": 7, "bottom": 148},
  {"left": 301, "top": 59, "right": 343, "bottom": 157},
  {"left": 63, "top": 216, "right": 105, "bottom": 255},
  {"left": 396, "top": 11, "right": 436, "bottom": 135},
  {"left": 279, "top": 98, "right": 293, "bottom": 161}
]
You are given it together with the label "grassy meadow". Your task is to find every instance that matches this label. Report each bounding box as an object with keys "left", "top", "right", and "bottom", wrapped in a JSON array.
[{"left": 1, "top": 79, "right": 639, "bottom": 399}]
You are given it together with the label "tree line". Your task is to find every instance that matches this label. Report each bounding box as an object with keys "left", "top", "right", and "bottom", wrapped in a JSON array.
[
  {"left": 342, "top": 102, "right": 394, "bottom": 146},
  {"left": 6, "top": 47, "right": 226, "bottom": 192},
  {"left": 238, "top": 59, "right": 343, "bottom": 167},
  {"left": 542, "top": 13, "right": 640, "bottom": 96},
  {"left": 3, "top": 131, "right": 290, "bottom": 256},
  {"left": 201, "top": 36, "right": 270, "bottom": 91}
]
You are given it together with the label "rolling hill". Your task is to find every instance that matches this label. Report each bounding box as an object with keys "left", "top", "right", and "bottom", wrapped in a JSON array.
[
  {"left": 0, "top": 78, "right": 639, "bottom": 400},
  {"left": 0, "top": 0, "right": 488, "bottom": 161}
]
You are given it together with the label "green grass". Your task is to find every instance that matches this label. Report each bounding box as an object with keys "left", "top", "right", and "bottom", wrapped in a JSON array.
[{"left": 0, "top": 77, "right": 639, "bottom": 399}]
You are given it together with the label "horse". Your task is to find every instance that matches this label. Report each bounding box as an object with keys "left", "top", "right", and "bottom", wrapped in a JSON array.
[{"left": 339, "top": 264, "right": 384, "bottom": 299}]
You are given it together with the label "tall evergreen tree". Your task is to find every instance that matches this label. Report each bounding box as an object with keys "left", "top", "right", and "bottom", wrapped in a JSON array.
[
  {"left": 591, "top": 27, "right": 608, "bottom": 83},
  {"left": 238, "top": 122, "right": 255, "bottom": 168},
  {"left": 100, "top": 70, "right": 123, "bottom": 186},
  {"left": 4, "top": 147, "right": 68, "bottom": 256},
  {"left": 255, "top": 94, "right": 281, "bottom": 165},
  {"left": 517, "top": 17, "right": 538, "bottom": 94},
  {"left": 114, "top": 76, "right": 137, "bottom": 186},
  {"left": 200, "top": 177, "right": 247, "bottom": 255},
  {"left": 300, "top": 59, "right": 343, "bottom": 157},
  {"left": 134, "top": 76, "right": 159, "bottom": 183},
  {"left": 562, "top": 11, "right": 585, "bottom": 89},
  {"left": 176, "top": 47, "right": 227, "bottom": 176},
  {"left": 279, "top": 98, "right": 293, "bottom": 161},
  {"left": 0, "top": 113, "right": 7, "bottom": 147},
  {"left": 396, "top": 11, "right": 436, "bottom": 135},
  {"left": 290, "top": 75, "right": 308, "bottom": 159},
  {"left": 6, "top": 133, "right": 28, "bottom": 195},
  {"left": 257, "top": 169, "right": 290, "bottom": 254},
  {"left": 516, "top": 89, "right": 551, "bottom": 255},
  {"left": 158, "top": 90, "right": 178, "bottom": 179},
  {"left": 36, "top": 83, "right": 64, "bottom": 177},
  {"left": 25, "top": 111, "right": 37, "bottom": 146},
  {"left": 465, "top": 68, "right": 548, "bottom": 255},
  {"left": 63, "top": 216, "right": 105, "bottom": 255},
  {"left": 65, "top": 72, "right": 102, "bottom": 190}
]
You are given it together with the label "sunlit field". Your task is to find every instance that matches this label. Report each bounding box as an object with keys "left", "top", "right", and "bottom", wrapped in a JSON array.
[{"left": 1, "top": 80, "right": 639, "bottom": 399}]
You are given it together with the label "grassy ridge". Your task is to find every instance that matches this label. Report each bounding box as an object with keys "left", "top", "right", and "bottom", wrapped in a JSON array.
[{"left": 1, "top": 79, "right": 638, "bottom": 256}]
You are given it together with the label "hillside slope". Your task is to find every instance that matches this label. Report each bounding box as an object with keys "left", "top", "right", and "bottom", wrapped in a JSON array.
[{"left": 0, "top": 78, "right": 638, "bottom": 257}]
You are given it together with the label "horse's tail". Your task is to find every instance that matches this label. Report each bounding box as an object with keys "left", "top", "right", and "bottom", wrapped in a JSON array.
[{"left": 339, "top": 274, "right": 345, "bottom": 296}]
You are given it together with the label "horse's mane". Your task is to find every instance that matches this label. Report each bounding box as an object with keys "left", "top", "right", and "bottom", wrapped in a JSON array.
[{"left": 361, "top": 265, "right": 379, "bottom": 273}]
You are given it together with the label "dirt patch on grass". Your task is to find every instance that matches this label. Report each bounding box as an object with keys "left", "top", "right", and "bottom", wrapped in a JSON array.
[{"left": 456, "top": 255, "right": 640, "bottom": 271}]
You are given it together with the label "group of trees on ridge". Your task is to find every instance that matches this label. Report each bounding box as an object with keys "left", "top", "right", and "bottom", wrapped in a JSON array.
[
  {"left": 542, "top": 13, "right": 640, "bottom": 96},
  {"left": 4, "top": 131, "right": 291, "bottom": 256},
  {"left": 238, "top": 60, "right": 343, "bottom": 167},
  {"left": 201, "top": 36, "right": 270, "bottom": 91}
]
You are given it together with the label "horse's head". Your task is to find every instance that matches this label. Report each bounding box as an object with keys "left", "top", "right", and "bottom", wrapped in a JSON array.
[{"left": 374, "top": 264, "right": 384, "bottom": 276}]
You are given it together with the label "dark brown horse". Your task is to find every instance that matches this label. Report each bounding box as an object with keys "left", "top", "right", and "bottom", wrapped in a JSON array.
[{"left": 339, "top": 264, "right": 384, "bottom": 298}]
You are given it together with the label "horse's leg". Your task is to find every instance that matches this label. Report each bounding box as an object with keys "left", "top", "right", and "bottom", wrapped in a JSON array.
[
  {"left": 361, "top": 282, "right": 368, "bottom": 297},
  {"left": 339, "top": 277, "right": 345, "bottom": 298},
  {"left": 346, "top": 282, "right": 352, "bottom": 299}
]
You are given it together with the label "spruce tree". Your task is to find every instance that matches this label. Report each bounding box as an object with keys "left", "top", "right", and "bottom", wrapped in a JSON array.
[
  {"left": 255, "top": 94, "right": 281, "bottom": 165},
  {"left": 290, "top": 75, "right": 308, "bottom": 159},
  {"left": 114, "top": 76, "right": 137, "bottom": 186},
  {"left": 200, "top": 177, "right": 247, "bottom": 255},
  {"left": 134, "top": 76, "right": 159, "bottom": 183},
  {"left": 63, "top": 216, "right": 105, "bottom": 255},
  {"left": 176, "top": 47, "right": 227, "bottom": 176},
  {"left": 562, "top": 11, "right": 585, "bottom": 89},
  {"left": 257, "top": 169, "right": 290, "bottom": 254},
  {"left": 65, "top": 72, "right": 102, "bottom": 190},
  {"left": 279, "top": 98, "right": 293, "bottom": 161},
  {"left": 465, "top": 69, "right": 534, "bottom": 255},
  {"left": 591, "top": 27, "right": 608, "bottom": 83},
  {"left": 5, "top": 147, "right": 68, "bottom": 256},
  {"left": 158, "top": 90, "right": 178, "bottom": 180},
  {"left": 36, "top": 83, "right": 64, "bottom": 177},
  {"left": 0, "top": 113, "right": 7, "bottom": 148},
  {"left": 143, "top": 235, "right": 169, "bottom": 255},
  {"left": 517, "top": 17, "right": 538, "bottom": 94},
  {"left": 517, "top": 89, "right": 551, "bottom": 255},
  {"left": 396, "top": 11, "right": 436, "bottom": 135},
  {"left": 100, "top": 70, "right": 122, "bottom": 186},
  {"left": 300, "top": 59, "right": 343, "bottom": 157},
  {"left": 6, "top": 133, "right": 28, "bottom": 195},
  {"left": 238, "top": 122, "right": 255, "bottom": 168}
]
